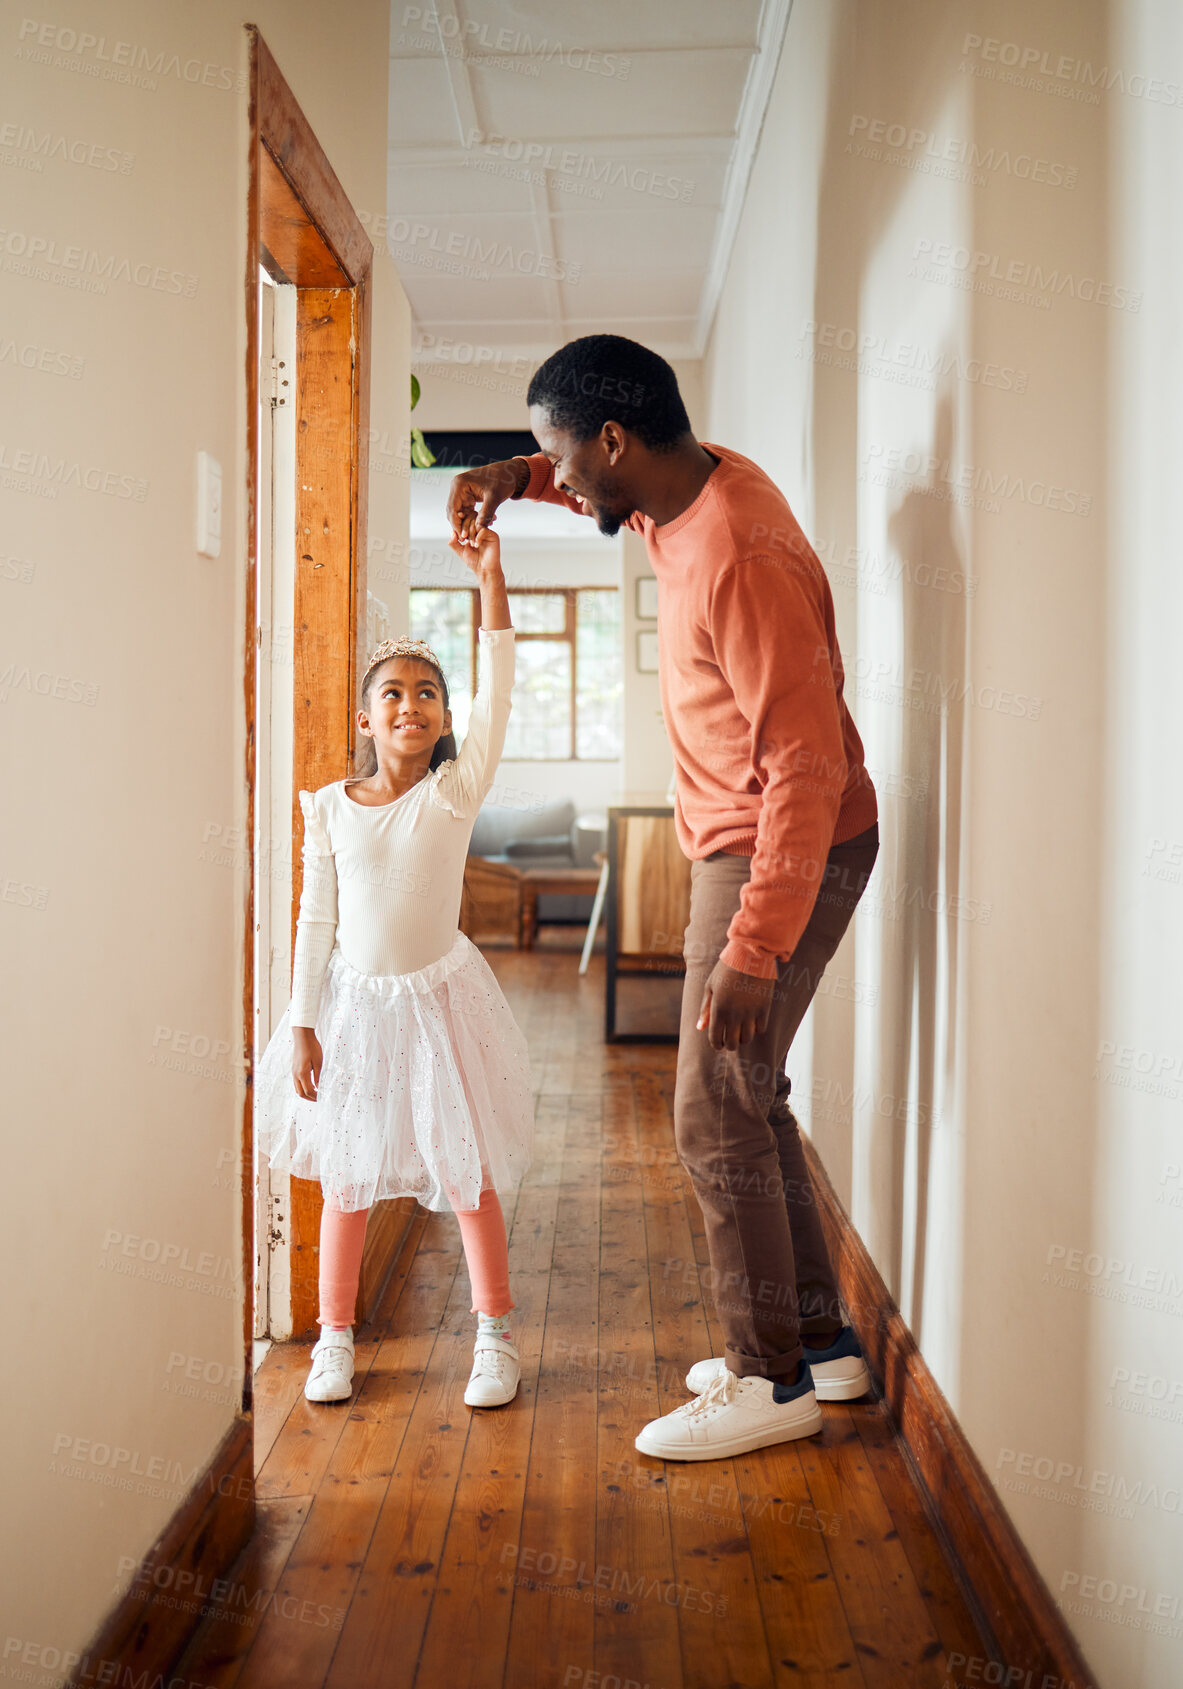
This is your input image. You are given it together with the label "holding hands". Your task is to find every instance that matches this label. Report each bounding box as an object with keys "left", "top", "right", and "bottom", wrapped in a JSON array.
[
  {"left": 448, "top": 520, "right": 502, "bottom": 576},
  {"left": 446, "top": 459, "right": 524, "bottom": 545}
]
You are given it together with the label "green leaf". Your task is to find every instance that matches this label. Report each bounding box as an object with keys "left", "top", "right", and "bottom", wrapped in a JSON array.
[
  {"left": 410, "top": 425, "right": 436, "bottom": 469},
  {"left": 410, "top": 372, "right": 421, "bottom": 411}
]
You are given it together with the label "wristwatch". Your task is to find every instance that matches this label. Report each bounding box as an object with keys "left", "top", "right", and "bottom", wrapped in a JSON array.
[{"left": 508, "top": 456, "right": 531, "bottom": 499}]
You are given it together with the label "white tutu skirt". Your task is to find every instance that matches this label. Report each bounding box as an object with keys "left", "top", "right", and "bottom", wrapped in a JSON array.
[{"left": 255, "top": 931, "right": 534, "bottom": 1214}]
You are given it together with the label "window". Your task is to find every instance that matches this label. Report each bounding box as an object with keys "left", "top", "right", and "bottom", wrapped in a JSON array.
[
  {"left": 406, "top": 587, "right": 475, "bottom": 738},
  {"left": 409, "top": 587, "right": 621, "bottom": 759}
]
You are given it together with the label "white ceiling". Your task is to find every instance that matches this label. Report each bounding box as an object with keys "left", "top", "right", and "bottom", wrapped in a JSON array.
[{"left": 387, "top": 0, "right": 792, "bottom": 364}]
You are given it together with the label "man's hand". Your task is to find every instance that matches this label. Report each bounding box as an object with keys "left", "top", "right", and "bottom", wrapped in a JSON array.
[
  {"left": 697, "top": 959, "right": 775, "bottom": 1051},
  {"left": 446, "top": 459, "right": 523, "bottom": 544},
  {"left": 292, "top": 1026, "right": 323, "bottom": 1101}
]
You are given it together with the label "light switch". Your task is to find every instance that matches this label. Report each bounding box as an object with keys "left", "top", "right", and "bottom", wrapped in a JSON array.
[{"left": 196, "top": 450, "right": 222, "bottom": 558}]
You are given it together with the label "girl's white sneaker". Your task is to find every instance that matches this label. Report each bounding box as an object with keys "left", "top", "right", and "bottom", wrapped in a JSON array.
[
  {"left": 464, "top": 1333, "right": 520, "bottom": 1407},
  {"left": 304, "top": 1328, "right": 355, "bottom": 1403}
]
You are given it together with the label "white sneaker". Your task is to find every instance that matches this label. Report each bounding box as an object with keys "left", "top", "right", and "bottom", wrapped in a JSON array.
[
  {"left": 304, "top": 1328, "right": 355, "bottom": 1403},
  {"left": 635, "top": 1365, "right": 822, "bottom": 1461},
  {"left": 464, "top": 1333, "right": 520, "bottom": 1408},
  {"left": 685, "top": 1327, "right": 870, "bottom": 1403}
]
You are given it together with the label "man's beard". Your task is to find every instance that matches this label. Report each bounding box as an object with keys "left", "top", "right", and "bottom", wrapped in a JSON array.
[
  {"left": 592, "top": 503, "right": 626, "bottom": 537},
  {"left": 580, "top": 480, "right": 631, "bottom": 537}
]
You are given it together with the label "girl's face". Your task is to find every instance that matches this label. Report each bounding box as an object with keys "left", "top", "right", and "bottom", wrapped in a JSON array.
[{"left": 359, "top": 658, "right": 450, "bottom": 768}]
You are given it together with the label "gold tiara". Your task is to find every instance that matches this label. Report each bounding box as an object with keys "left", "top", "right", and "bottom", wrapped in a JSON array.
[{"left": 364, "top": 636, "right": 443, "bottom": 677}]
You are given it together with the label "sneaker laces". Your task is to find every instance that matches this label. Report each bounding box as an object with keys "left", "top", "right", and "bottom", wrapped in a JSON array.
[
  {"left": 312, "top": 1336, "right": 352, "bottom": 1368},
  {"left": 471, "top": 1342, "right": 515, "bottom": 1381},
  {"left": 683, "top": 1366, "right": 739, "bottom": 1420}
]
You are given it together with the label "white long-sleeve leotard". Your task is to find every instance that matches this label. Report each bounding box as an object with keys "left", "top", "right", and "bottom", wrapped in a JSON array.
[{"left": 288, "top": 626, "right": 514, "bottom": 1026}]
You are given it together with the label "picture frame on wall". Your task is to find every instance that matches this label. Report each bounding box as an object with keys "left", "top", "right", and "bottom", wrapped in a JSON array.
[
  {"left": 635, "top": 576, "right": 658, "bottom": 619},
  {"left": 636, "top": 629, "right": 659, "bottom": 673}
]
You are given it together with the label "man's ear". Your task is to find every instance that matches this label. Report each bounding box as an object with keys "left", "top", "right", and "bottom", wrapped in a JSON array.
[{"left": 602, "top": 420, "right": 627, "bottom": 464}]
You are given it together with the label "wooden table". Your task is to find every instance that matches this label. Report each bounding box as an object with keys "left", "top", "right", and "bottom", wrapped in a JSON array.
[
  {"left": 518, "top": 866, "right": 604, "bottom": 949},
  {"left": 459, "top": 855, "right": 523, "bottom": 947},
  {"left": 605, "top": 802, "right": 692, "bottom": 1042}
]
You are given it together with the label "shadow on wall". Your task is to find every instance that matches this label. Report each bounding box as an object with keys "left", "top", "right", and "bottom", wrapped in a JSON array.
[
  {"left": 803, "top": 2, "right": 978, "bottom": 1348},
  {"left": 879, "top": 379, "right": 968, "bottom": 1326}
]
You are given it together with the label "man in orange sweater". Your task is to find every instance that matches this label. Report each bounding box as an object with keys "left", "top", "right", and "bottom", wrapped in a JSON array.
[{"left": 447, "top": 334, "right": 879, "bottom": 1461}]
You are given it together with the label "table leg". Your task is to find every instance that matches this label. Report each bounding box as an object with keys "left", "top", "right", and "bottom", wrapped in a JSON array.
[
  {"left": 520, "top": 885, "right": 537, "bottom": 950},
  {"left": 579, "top": 858, "right": 610, "bottom": 975}
]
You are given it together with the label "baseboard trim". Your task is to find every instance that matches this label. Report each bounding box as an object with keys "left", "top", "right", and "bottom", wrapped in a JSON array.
[
  {"left": 802, "top": 1137, "right": 1098, "bottom": 1689},
  {"left": 67, "top": 1416, "right": 254, "bottom": 1688}
]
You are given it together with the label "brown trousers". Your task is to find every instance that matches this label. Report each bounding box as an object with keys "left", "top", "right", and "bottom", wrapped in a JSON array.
[{"left": 673, "top": 825, "right": 879, "bottom": 1381}]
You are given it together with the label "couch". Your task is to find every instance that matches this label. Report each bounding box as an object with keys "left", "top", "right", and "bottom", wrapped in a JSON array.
[{"left": 468, "top": 798, "right": 606, "bottom": 923}]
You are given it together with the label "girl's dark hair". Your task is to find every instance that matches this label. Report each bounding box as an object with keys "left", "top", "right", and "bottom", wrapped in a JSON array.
[
  {"left": 353, "top": 654, "right": 458, "bottom": 778},
  {"left": 526, "top": 334, "right": 691, "bottom": 453}
]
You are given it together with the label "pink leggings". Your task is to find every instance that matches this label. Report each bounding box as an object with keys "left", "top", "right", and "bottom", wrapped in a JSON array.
[{"left": 318, "top": 1187, "right": 513, "bottom": 1328}]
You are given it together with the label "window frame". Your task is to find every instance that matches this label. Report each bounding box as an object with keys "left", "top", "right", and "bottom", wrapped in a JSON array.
[{"left": 411, "top": 584, "right": 620, "bottom": 762}]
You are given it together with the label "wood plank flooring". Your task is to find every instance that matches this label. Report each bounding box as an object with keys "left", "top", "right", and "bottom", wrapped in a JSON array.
[{"left": 176, "top": 940, "right": 989, "bottom": 1688}]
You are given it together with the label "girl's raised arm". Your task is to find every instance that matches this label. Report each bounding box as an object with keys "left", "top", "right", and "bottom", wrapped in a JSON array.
[{"left": 432, "top": 529, "right": 516, "bottom": 819}]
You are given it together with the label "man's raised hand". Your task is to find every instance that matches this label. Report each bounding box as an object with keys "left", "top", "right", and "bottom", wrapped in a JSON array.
[{"left": 446, "top": 460, "right": 522, "bottom": 544}]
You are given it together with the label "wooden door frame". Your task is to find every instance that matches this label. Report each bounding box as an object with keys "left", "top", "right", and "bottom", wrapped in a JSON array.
[{"left": 243, "top": 28, "right": 375, "bottom": 1354}]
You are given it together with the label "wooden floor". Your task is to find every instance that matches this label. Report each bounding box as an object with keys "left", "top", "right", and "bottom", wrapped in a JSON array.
[{"left": 177, "top": 939, "right": 988, "bottom": 1688}]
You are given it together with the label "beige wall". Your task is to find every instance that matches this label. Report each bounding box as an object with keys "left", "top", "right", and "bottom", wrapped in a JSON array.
[
  {"left": 621, "top": 530, "right": 673, "bottom": 799},
  {"left": 704, "top": 2, "right": 1182, "bottom": 1685},
  {"left": 1, "top": 0, "right": 409, "bottom": 1656}
]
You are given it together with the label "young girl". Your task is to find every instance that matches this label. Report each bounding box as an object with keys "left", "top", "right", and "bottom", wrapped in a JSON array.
[{"left": 254, "top": 525, "right": 533, "bottom": 1409}]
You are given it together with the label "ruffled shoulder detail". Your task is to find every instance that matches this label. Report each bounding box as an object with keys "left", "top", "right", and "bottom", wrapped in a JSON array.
[
  {"left": 426, "top": 759, "right": 466, "bottom": 819},
  {"left": 298, "top": 787, "right": 333, "bottom": 854}
]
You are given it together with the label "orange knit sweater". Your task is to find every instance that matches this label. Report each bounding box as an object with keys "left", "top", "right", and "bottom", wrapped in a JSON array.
[{"left": 521, "top": 443, "right": 877, "bottom": 978}]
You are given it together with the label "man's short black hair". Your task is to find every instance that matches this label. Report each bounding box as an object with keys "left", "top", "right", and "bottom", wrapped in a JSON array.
[{"left": 527, "top": 334, "right": 691, "bottom": 454}]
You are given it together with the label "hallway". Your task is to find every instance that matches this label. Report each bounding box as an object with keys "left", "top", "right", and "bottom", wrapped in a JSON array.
[
  {"left": 176, "top": 946, "right": 987, "bottom": 1688},
  {"left": 8, "top": 0, "right": 1181, "bottom": 1682}
]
